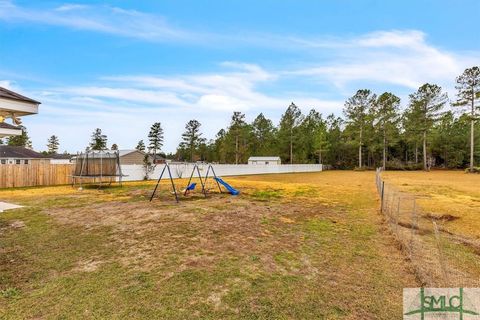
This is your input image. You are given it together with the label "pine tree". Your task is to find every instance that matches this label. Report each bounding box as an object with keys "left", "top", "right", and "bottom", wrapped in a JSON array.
[
  {"left": 299, "top": 109, "right": 324, "bottom": 163},
  {"left": 47, "top": 135, "right": 60, "bottom": 154},
  {"left": 136, "top": 140, "right": 146, "bottom": 152},
  {"left": 454, "top": 66, "right": 480, "bottom": 172},
  {"left": 325, "top": 114, "right": 347, "bottom": 168},
  {"left": 180, "top": 120, "right": 203, "bottom": 162},
  {"left": 214, "top": 129, "right": 227, "bottom": 163},
  {"left": 89, "top": 128, "right": 108, "bottom": 150},
  {"left": 278, "top": 103, "right": 303, "bottom": 164},
  {"left": 402, "top": 104, "right": 422, "bottom": 165},
  {"left": 148, "top": 122, "right": 164, "bottom": 156},
  {"left": 409, "top": 83, "right": 448, "bottom": 170},
  {"left": 229, "top": 112, "right": 248, "bottom": 164},
  {"left": 343, "top": 90, "right": 376, "bottom": 168},
  {"left": 7, "top": 126, "right": 31, "bottom": 148},
  {"left": 375, "top": 92, "right": 400, "bottom": 170},
  {"left": 430, "top": 111, "right": 468, "bottom": 168},
  {"left": 111, "top": 143, "right": 118, "bottom": 150},
  {"left": 308, "top": 112, "right": 328, "bottom": 164},
  {"left": 251, "top": 113, "right": 276, "bottom": 156}
]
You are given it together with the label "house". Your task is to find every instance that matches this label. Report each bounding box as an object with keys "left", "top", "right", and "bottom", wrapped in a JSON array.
[
  {"left": 118, "top": 150, "right": 147, "bottom": 165},
  {"left": 0, "top": 87, "right": 40, "bottom": 138},
  {"left": 248, "top": 156, "right": 281, "bottom": 165},
  {"left": 151, "top": 153, "right": 166, "bottom": 164},
  {"left": 0, "top": 145, "right": 49, "bottom": 165}
]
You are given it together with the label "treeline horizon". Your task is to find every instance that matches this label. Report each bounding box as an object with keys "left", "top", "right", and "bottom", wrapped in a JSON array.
[
  {"left": 3, "top": 66, "right": 479, "bottom": 171},
  {"left": 171, "top": 66, "right": 480, "bottom": 171}
]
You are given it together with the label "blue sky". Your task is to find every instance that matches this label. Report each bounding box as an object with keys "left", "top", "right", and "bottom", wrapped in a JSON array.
[{"left": 1, "top": 0, "right": 479, "bottom": 153}]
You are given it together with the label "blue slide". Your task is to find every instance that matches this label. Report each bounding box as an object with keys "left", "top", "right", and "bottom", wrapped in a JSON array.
[{"left": 214, "top": 177, "right": 240, "bottom": 195}]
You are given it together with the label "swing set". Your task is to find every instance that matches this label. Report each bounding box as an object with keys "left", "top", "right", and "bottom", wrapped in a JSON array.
[{"left": 149, "top": 163, "right": 224, "bottom": 202}]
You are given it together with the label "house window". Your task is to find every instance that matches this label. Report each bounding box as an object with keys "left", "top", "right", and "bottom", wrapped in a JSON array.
[
  {"left": 0, "top": 159, "right": 5, "bottom": 164},
  {"left": 265, "top": 161, "right": 269, "bottom": 165},
  {"left": 24, "top": 160, "right": 29, "bottom": 165},
  {"left": 15, "top": 159, "right": 21, "bottom": 165}
]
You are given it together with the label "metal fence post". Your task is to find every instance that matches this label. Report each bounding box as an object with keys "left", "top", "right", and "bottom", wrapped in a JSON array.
[{"left": 380, "top": 181, "right": 385, "bottom": 213}]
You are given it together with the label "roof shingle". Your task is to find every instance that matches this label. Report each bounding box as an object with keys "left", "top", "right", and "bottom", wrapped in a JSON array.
[
  {"left": 0, "top": 87, "right": 41, "bottom": 104},
  {"left": 0, "top": 122, "right": 20, "bottom": 130}
]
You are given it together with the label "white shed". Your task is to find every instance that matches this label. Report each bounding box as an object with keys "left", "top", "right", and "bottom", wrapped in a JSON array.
[{"left": 248, "top": 156, "right": 281, "bottom": 165}]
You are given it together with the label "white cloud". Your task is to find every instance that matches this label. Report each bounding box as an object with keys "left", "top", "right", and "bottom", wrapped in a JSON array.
[
  {"left": 55, "top": 4, "right": 89, "bottom": 12},
  {"left": 0, "top": 0, "right": 195, "bottom": 41},
  {"left": 289, "top": 30, "right": 478, "bottom": 92},
  {"left": 26, "top": 63, "right": 341, "bottom": 152},
  {"left": 0, "top": 80, "right": 15, "bottom": 90}
]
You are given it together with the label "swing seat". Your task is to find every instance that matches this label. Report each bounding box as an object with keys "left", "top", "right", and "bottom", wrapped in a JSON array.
[
  {"left": 186, "top": 183, "right": 197, "bottom": 191},
  {"left": 178, "top": 183, "right": 197, "bottom": 195}
]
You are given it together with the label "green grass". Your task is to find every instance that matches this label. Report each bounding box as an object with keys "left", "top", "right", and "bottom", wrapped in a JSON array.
[{"left": 250, "top": 189, "right": 283, "bottom": 201}]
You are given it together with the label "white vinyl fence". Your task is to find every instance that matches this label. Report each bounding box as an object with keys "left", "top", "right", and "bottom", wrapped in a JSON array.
[{"left": 121, "top": 163, "right": 323, "bottom": 181}]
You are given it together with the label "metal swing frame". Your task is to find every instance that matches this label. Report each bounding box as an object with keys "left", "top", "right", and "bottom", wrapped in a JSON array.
[
  {"left": 149, "top": 163, "right": 224, "bottom": 203},
  {"left": 202, "top": 164, "right": 223, "bottom": 194},
  {"left": 183, "top": 164, "right": 207, "bottom": 197},
  {"left": 149, "top": 163, "right": 179, "bottom": 202}
]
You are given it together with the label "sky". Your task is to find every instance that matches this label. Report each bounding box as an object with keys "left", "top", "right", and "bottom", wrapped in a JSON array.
[{"left": 0, "top": 0, "right": 479, "bottom": 153}]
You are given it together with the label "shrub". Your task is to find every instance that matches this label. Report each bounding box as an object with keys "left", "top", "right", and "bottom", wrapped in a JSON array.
[
  {"left": 385, "top": 160, "right": 424, "bottom": 171},
  {"left": 465, "top": 167, "right": 480, "bottom": 174}
]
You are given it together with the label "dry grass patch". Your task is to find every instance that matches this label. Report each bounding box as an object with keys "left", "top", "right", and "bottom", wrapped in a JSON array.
[{"left": 382, "top": 170, "right": 480, "bottom": 240}]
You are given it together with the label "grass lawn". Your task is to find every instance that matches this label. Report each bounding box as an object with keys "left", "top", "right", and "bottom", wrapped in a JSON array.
[
  {"left": 381, "top": 170, "right": 480, "bottom": 240},
  {"left": 0, "top": 171, "right": 418, "bottom": 319}
]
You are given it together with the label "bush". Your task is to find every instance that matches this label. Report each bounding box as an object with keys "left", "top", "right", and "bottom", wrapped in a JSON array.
[
  {"left": 465, "top": 167, "right": 480, "bottom": 174},
  {"left": 385, "top": 160, "right": 424, "bottom": 171},
  {"left": 353, "top": 166, "right": 375, "bottom": 171}
]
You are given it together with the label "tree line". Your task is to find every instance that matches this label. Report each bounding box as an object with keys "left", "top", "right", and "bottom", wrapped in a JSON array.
[
  {"left": 171, "top": 66, "right": 480, "bottom": 171},
  {"left": 2, "top": 66, "right": 478, "bottom": 171}
]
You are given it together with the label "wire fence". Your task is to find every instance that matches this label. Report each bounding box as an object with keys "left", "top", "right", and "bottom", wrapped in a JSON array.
[{"left": 375, "top": 168, "right": 480, "bottom": 287}]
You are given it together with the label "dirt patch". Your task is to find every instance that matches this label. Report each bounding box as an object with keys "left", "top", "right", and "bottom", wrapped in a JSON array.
[
  {"left": 9, "top": 220, "right": 25, "bottom": 229},
  {"left": 425, "top": 213, "right": 459, "bottom": 222},
  {"left": 45, "top": 195, "right": 336, "bottom": 272},
  {"left": 72, "top": 259, "right": 105, "bottom": 272}
]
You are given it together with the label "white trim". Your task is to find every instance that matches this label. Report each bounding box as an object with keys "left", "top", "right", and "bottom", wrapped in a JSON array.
[
  {"left": 0, "top": 127, "right": 22, "bottom": 138},
  {"left": 0, "top": 98, "right": 39, "bottom": 116}
]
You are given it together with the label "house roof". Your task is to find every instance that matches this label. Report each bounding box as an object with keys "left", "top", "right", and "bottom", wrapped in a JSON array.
[
  {"left": 118, "top": 149, "right": 145, "bottom": 157},
  {"left": 248, "top": 156, "right": 281, "bottom": 161},
  {"left": 0, "top": 146, "right": 46, "bottom": 159},
  {"left": 0, "top": 122, "right": 20, "bottom": 130},
  {"left": 0, "top": 87, "right": 41, "bottom": 105}
]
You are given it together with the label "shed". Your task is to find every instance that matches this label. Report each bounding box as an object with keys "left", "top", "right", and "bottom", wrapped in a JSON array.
[{"left": 248, "top": 156, "right": 281, "bottom": 165}]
